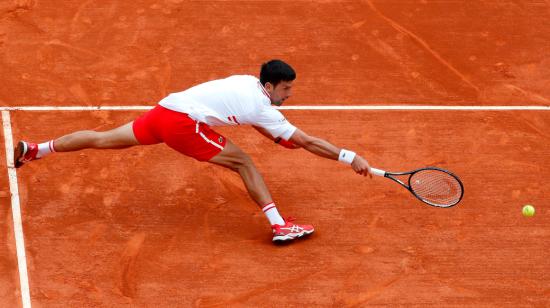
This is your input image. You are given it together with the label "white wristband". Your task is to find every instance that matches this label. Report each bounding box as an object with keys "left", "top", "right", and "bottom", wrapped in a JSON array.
[{"left": 338, "top": 149, "right": 356, "bottom": 165}]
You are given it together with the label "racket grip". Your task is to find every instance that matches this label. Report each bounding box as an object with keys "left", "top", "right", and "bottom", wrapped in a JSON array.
[{"left": 370, "top": 168, "right": 386, "bottom": 177}]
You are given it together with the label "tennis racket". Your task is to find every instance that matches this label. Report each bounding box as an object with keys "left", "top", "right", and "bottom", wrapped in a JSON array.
[{"left": 370, "top": 167, "right": 464, "bottom": 208}]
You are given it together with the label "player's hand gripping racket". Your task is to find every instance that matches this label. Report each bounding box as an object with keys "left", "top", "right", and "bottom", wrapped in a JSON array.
[{"left": 370, "top": 167, "right": 464, "bottom": 207}]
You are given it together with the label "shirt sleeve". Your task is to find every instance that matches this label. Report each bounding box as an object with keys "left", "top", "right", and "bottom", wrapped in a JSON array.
[{"left": 252, "top": 107, "right": 297, "bottom": 140}]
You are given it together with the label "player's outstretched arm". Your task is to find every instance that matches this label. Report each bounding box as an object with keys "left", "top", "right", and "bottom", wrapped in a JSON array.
[
  {"left": 252, "top": 126, "right": 300, "bottom": 149},
  {"left": 289, "top": 128, "right": 372, "bottom": 177}
]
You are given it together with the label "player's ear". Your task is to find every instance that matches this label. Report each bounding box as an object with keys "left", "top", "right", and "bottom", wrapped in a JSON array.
[{"left": 264, "top": 82, "right": 274, "bottom": 92}]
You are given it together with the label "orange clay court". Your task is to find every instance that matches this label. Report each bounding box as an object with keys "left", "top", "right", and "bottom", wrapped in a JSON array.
[{"left": 1, "top": 1, "right": 549, "bottom": 307}]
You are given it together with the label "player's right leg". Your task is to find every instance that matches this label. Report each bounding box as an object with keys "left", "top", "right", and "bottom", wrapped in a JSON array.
[
  {"left": 208, "top": 140, "right": 274, "bottom": 206},
  {"left": 151, "top": 106, "right": 313, "bottom": 242},
  {"left": 208, "top": 140, "right": 314, "bottom": 242}
]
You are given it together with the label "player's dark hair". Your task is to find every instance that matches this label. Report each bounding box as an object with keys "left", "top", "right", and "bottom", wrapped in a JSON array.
[{"left": 260, "top": 59, "right": 296, "bottom": 86}]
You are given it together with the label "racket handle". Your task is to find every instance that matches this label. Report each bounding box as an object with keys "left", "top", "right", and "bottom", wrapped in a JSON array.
[{"left": 370, "top": 167, "right": 386, "bottom": 177}]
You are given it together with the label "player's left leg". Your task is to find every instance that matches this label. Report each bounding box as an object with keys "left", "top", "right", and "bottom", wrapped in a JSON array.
[
  {"left": 14, "top": 121, "right": 143, "bottom": 168},
  {"left": 52, "top": 121, "right": 140, "bottom": 151},
  {"left": 15, "top": 105, "right": 166, "bottom": 168}
]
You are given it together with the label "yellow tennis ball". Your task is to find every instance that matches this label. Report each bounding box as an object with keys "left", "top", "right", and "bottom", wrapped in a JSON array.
[{"left": 522, "top": 205, "right": 535, "bottom": 217}]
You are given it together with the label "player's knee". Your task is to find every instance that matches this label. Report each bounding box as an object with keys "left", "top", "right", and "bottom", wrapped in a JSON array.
[
  {"left": 76, "top": 130, "right": 102, "bottom": 148},
  {"left": 210, "top": 142, "right": 256, "bottom": 171},
  {"left": 91, "top": 131, "right": 116, "bottom": 148},
  {"left": 233, "top": 152, "right": 255, "bottom": 171}
]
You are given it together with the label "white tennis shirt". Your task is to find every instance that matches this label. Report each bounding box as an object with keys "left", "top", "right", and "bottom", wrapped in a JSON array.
[{"left": 159, "top": 75, "right": 297, "bottom": 140}]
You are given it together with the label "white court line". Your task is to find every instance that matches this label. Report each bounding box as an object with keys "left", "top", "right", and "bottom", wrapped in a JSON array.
[
  {"left": 2, "top": 111, "right": 32, "bottom": 308},
  {"left": 0, "top": 106, "right": 152, "bottom": 111},
  {"left": 278, "top": 105, "right": 550, "bottom": 111},
  {"left": 0, "top": 105, "right": 549, "bottom": 111}
]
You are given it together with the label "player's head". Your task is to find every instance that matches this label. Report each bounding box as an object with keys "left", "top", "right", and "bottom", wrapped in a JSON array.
[{"left": 260, "top": 59, "right": 296, "bottom": 106}]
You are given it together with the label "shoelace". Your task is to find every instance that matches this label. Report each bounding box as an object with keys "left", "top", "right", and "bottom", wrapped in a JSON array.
[
  {"left": 272, "top": 217, "right": 300, "bottom": 233},
  {"left": 272, "top": 217, "right": 296, "bottom": 233}
]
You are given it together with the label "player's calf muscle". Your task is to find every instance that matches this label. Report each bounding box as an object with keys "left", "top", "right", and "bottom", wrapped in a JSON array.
[{"left": 53, "top": 130, "right": 97, "bottom": 151}]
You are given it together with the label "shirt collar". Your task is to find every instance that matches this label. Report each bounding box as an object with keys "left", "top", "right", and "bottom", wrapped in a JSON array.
[{"left": 258, "top": 81, "right": 271, "bottom": 99}]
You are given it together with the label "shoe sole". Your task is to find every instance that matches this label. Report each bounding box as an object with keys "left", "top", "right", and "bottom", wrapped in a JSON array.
[
  {"left": 272, "top": 229, "right": 314, "bottom": 242},
  {"left": 14, "top": 141, "right": 26, "bottom": 168}
]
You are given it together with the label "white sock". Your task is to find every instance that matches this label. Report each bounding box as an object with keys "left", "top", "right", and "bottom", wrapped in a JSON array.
[
  {"left": 262, "top": 202, "right": 285, "bottom": 226},
  {"left": 37, "top": 140, "right": 56, "bottom": 158}
]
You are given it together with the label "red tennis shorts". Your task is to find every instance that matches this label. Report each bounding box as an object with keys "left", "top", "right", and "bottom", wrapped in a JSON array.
[{"left": 132, "top": 105, "right": 226, "bottom": 161}]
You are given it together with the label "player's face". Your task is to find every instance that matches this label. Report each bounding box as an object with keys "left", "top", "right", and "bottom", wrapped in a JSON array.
[{"left": 267, "top": 80, "right": 293, "bottom": 106}]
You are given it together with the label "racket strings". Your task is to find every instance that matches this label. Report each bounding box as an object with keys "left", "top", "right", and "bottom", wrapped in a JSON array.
[{"left": 409, "top": 170, "right": 462, "bottom": 207}]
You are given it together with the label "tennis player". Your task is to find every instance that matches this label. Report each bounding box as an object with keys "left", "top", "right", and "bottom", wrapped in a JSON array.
[{"left": 14, "top": 59, "right": 372, "bottom": 242}]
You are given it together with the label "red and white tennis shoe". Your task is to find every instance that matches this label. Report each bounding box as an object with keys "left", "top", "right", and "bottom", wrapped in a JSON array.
[
  {"left": 14, "top": 141, "right": 39, "bottom": 168},
  {"left": 271, "top": 217, "right": 314, "bottom": 242}
]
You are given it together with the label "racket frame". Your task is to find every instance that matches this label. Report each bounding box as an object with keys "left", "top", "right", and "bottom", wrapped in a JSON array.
[{"left": 370, "top": 166, "right": 464, "bottom": 207}]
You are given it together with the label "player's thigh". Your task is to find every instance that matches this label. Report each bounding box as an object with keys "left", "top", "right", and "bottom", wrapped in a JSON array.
[
  {"left": 100, "top": 122, "right": 140, "bottom": 147},
  {"left": 208, "top": 139, "right": 251, "bottom": 170}
]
